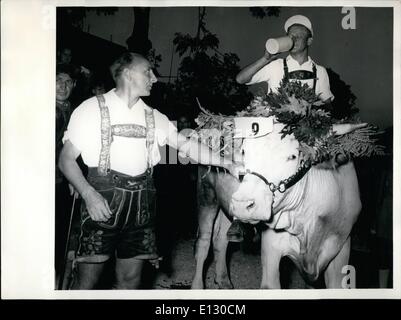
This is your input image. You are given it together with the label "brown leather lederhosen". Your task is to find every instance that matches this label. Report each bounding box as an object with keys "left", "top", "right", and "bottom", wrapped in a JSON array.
[{"left": 74, "top": 94, "right": 158, "bottom": 263}]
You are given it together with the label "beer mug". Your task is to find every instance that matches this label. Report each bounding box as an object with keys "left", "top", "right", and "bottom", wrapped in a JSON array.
[{"left": 265, "top": 36, "right": 294, "bottom": 54}]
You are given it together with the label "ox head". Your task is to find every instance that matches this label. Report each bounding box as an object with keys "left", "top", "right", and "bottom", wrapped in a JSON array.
[
  {"left": 229, "top": 121, "right": 367, "bottom": 224},
  {"left": 229, "top": 121, "right": 300, "bottom": 223}
]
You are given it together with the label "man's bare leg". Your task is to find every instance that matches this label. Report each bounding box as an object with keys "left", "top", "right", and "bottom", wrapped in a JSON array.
[
  {"left": 114, "top": 257, "right": 144, "bottom": 289},
  {"left": 71, "top": 262, "right": 105, "bottom": 289}
]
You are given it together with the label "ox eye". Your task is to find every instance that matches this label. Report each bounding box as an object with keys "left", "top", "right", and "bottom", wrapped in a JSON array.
[{"left": 287, "top": 154, "right": 297, "bottom": 161}]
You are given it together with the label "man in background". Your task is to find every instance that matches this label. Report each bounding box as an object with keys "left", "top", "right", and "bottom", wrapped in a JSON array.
[
  {"left": 231, "top": 15, "right": 335, "bottom": 241},
  {"left": 236, "top": 15, "right": 334, "bottom": 103},
  {"left": 55, "top": 63, "right": 76, "bottom": 284}
]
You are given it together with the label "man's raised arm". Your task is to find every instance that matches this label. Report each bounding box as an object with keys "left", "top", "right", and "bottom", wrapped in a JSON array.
[{"left": 236, "top": 51, "right": 277, "bottom": 84}]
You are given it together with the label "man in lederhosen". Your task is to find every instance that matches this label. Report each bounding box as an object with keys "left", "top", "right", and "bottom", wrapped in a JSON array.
[
  {"left": 236, "top": 15, "right": 334, "bottom": 103},
  {"left": 58, "top": 52, "right": 240, "bottom": 289}
]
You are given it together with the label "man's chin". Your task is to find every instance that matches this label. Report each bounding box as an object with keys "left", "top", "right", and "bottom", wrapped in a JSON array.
[{"left": 56, "top": 96, "right": 68, "bottom": 102}]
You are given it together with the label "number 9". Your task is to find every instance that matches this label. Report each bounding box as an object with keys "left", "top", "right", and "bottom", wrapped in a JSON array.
[{"left": 252, "top": 122, "right": 259, "bottom": 135}]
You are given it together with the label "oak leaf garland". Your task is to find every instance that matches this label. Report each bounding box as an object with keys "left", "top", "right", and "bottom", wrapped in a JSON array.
[{"left": 195, "top": 81, "right": 384, "bottom": 163}]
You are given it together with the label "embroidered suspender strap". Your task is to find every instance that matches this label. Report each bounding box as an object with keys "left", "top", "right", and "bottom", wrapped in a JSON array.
[
  {"left": 312, "top": 63, "right": 317, "bottom": 92},
  {"left": 96, "top": 94, "right": 112, "bottom": 176},
  {"left": 95, "top": 94, "right": 155, "bottom": 175},
  {"left": 282, "top": 59, "right": 318, "bottom": 93},
  {"left": 283, "top": 59, "right": 289, "bottom": 84},
  {"left": 144, "top": 108, "right": 155, "bottom": 172}
]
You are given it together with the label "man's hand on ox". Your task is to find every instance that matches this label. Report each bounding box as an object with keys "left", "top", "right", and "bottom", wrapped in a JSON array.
[
  {"left": 82, "top": 187, "right": 112, "bottom": 222},
  {"left": 177, "top": 145, "right": 190, "bottom": 159},
  {"left": 226, "top": 162, "right": 245, "bottom": 180}
]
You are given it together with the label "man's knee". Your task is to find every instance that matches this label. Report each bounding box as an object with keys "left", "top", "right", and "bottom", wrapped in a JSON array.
[
  {"left": 114, "top": 258, "right": 143, "bottom": 289},
  {"left": 114, "top": 274, "right": 141, "bottom": 289},
  {"left": 71, "top": 262, "right": 105, "bottom": 290}
]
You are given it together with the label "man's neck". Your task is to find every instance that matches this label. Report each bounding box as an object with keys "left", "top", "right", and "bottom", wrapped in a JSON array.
[
  {"left": 115, "top": 86, "right": 140, "bottom": 109},
  {"left": 289, "top": 51, "right": 309, "bottom": 65}
]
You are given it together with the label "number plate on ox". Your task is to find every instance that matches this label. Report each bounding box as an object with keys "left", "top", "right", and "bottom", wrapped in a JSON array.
[{"left": 233, "top": 117, "right": 274, "bottom": 138}]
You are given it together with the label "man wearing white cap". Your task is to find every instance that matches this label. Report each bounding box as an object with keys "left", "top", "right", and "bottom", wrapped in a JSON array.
[
  {"left": 228, "top": 15, "right": 334, "bottom": 242},
  {"left": 236, "top": 15, "right": 334, "bottom": 103}
]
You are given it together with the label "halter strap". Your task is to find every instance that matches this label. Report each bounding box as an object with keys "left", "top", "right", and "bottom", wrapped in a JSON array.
[{"left": 246, "top": 160, "right": 311, "bottom": 194}]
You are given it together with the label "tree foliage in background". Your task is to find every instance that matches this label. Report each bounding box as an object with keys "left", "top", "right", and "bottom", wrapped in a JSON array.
[
  {"left": 249, "top": 7, "right": 281, "bottom": 19},
  {"left": 57, "top": 7, "right": 119, "bottom": 30},
  {"left": 169, "top": 8, "right": 252, "bottom": 116},
  {"left": 127, "top": 8, "right": 152, "bottom": 56},
  {"left": 147, "top": 48, "right": 162, "bottom": 70}
]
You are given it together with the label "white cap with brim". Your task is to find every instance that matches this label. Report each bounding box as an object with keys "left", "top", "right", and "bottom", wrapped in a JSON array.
[{"left": 284, "top": 15, "right": 313, "bottom": 36}]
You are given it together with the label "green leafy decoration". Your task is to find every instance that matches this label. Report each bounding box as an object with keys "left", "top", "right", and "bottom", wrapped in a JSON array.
[
  {"left": 195, "top": 81, "right": 384, "bottom": 164},
  {"left": 328, "top": 126, "right": 386, "bottom": 158}
]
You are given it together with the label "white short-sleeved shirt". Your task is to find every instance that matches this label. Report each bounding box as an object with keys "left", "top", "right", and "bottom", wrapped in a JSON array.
[
  {"left": 247, "top": 55, "right": 334, "bottom": 102},
  {"left": 63, "top": 89, "right": 176, "bottom": 177}
]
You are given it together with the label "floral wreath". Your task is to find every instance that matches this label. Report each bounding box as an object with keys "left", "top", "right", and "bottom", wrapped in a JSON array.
[{"left": 195, "top": 81, "right": 385, "bottom": 164}]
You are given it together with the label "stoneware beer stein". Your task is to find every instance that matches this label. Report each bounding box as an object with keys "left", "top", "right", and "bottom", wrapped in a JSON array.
[{"left": 265, "top": 36, "right": 294, "bottom": 54}]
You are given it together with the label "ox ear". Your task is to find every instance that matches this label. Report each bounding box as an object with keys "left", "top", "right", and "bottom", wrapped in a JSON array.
[{"left": 332, "top": 123, "right": 367, "bottom": 136}]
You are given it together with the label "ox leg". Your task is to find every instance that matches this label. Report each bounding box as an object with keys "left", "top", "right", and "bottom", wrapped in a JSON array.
[
  {"left": 260, "top": 229, "right": 283, "bottom": 289},
  {"left": 191, "top": 204, "right": 218, "bottom": 289},
  {"left": 213, "top": 210, "right": 233, "bottom": 289},
  {"left": 324, "top": 237, "right": 351, "bottom": 288}
]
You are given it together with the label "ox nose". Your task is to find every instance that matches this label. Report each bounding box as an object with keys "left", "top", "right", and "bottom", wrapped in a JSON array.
[
  {"left": 246, "top": 200, "right": 255, "bottom": 211},
  {"left": 230, "top": 198, "right": 258, "bottom": 221},
  {"left": 231, "top": 198, "right": 256, "bottom": 212}
]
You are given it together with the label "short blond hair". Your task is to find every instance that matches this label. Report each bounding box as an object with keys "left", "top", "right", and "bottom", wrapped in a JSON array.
[{"left": 109, "top": 52, "right": 145, "bottom": 82}]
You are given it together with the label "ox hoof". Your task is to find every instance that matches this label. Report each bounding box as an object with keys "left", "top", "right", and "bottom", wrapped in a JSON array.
[{"left": 226, "top": 221, "right": 244, "bottom": 242}]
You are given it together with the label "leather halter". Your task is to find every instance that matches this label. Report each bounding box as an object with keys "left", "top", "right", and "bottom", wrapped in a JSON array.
[
  {"left": 239, "top": 161, "right": 311, "bottom": 216},
  {"left": 242, "top": 160, "right": 311, "bottom": 194}
]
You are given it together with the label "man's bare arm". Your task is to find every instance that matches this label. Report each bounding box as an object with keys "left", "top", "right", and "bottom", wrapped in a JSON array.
[
  {"left": 58, "top": 140, "right": 111, "bottom": 222},
  {"left": 236, "top": 51, "right": 277, "bottom": 84},
  {"left": 167, "top": 131, "right": 243, "bottom": 178}
]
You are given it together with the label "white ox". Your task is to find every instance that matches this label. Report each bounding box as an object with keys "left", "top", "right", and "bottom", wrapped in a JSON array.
[{"left": 192, "top": 120, "right": 363, "bottom": 289}]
